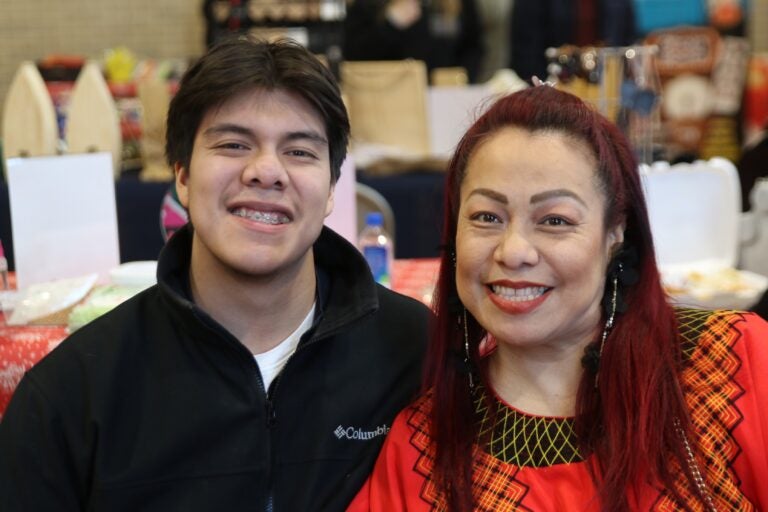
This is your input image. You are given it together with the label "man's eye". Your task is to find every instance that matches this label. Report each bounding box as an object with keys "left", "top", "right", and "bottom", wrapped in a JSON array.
[
  {"left": 287, "top": 149, "right": 318, "bottom": 159},
  {"left": 216, "top": 142, "right": 248, "bottom": 150}
]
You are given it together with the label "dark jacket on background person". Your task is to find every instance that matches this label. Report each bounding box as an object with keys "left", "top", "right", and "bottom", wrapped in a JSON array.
[
  {"left": 0, "top": 225, "right": 429, "bottom": 512},
  {"left": 738, "top": 130, "right": 768, "bottom": 212},
  {"left": 343, "top": 0, "right": 485, "bottom": 82},
  {"left": 510, "top": 0, "right": 636, "bottom": 82}
]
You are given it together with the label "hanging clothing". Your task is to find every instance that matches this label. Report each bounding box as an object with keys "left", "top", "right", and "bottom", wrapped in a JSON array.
[
  {"left": 510, "top": 0, "right": 636, "bottom": 83},
  {"left": 343, "top": 0, "right": 485, "bottom": 82},
  {"left": 475, "top": 0, "right": 514, "bottom": 82}
]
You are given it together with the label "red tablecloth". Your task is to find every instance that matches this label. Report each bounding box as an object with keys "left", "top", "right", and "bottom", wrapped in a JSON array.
[
  {"left": 0, "top": 259, "right": 440, "bottom": 420},
  {"left": 0, "top": 314, "right": 67, "bottom": 419},
  {"left": 391, "top": 258, "right": 439, "bottom": 306}
]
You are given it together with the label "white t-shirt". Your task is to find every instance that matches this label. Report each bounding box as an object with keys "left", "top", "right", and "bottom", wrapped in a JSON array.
[{"left": 254, "top": 302, "right": 316, "bottom": 391}]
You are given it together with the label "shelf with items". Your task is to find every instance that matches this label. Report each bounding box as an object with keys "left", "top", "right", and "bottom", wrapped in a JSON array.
[{"left": 204, "top": 0, "right": 346, "bottom": 64}]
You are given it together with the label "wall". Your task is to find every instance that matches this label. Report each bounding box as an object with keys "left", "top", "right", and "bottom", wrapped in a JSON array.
[
  {"left": 750, "top": 0, "right": 768, "bottom": 52},
  {"left": 0, "top": 0, "right": 206, "bottom": 136}
]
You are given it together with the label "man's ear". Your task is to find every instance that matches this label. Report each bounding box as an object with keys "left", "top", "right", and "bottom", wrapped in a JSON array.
[
  {"left": 324, "top": 184, "right": 335, "bottom": 218},
  {"left": 174, "top": 163, "right": 190, "bottom": 208}
]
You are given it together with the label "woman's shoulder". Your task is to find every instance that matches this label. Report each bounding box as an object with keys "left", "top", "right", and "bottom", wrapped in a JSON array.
[
  {"left": 676, "top": 306, "right": 768, "bottom": 394},
  {"left": 674, "top": 308, "right": 768, "bottom": 508},
  {"left": 674, "top": 307, "right": 765, "bottom": 357}
]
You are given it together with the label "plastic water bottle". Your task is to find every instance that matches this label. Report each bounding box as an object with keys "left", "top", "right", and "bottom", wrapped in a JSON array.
[
  {"left": 359, "top": 212, "right": 394, "bottom": 288},
  {"left": 0, "top": 239, "right": 8, "bottom": 290}
]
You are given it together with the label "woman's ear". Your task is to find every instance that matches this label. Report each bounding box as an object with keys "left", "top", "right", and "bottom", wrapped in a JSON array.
[{"left": 607, "top": 219, "right": 626, "bottom": 256}]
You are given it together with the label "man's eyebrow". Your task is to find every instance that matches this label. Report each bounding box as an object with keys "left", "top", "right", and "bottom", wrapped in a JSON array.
[
  {"left": 202, "top": 123, "right": 254, "bottom": 138},
  {"left": 467, "top": 188, "right": 508, "bottom": 204},
  {"left": 530, "top": 189, "right": 587, "bottom": 207},
  {"left": 284, "top": 130, "right": 328, "bottom": 146},
  {"left": 201, "top": 124, "right": 328, "bottom": 146}
]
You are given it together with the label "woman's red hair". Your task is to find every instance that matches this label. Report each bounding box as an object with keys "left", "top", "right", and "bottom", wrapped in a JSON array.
[{"left": 425, "top": 86, "right": 705, "bottom": 511}]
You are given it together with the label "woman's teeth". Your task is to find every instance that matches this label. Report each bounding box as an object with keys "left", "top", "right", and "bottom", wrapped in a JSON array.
[{"left": 491, "top": 285, "right": 548, "bottom": 302}]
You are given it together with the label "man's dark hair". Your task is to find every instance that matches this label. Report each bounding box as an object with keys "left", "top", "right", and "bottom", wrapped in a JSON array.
[{"left": 166, "top": 36, "right": 350, "bottom": 183}]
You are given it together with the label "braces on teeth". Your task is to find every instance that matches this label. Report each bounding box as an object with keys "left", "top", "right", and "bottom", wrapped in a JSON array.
[{"left": 233, "top": 209, "right": 289, "bottom": 225}]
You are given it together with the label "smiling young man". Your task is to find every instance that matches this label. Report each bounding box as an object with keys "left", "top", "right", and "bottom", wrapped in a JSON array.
[{"left": 0, "top": 37, "right": 429, "bottom": 512}]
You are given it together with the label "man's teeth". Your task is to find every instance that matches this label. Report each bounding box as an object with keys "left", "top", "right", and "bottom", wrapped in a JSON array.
[
  {"left": 491, "top": 285, "right": 548, "bottom": 302},
  {"left": 232, "top": 207, "right": 290, "bottom": 225}
]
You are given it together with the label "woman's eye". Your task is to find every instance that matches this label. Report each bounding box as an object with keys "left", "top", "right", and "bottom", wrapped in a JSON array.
[
  {"left": 542, "top": 216, "right": 570, "bottom": 227},
  {"left": 471, "top": 212, "right": 501, "bottom": 223}
]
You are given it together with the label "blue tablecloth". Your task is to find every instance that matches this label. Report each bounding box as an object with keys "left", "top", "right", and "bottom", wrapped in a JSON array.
[{"left": 357, "top": 170, "right": 446, "bottom": 259}]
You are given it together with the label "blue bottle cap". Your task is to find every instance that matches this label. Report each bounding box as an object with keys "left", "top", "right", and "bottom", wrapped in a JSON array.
[{"left": 365, "top": 212, "right": 384, "bottom": 226}]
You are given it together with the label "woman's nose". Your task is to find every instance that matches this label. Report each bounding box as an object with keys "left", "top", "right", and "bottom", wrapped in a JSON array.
[
  {"left": 241, "top": 150, "right": 287, "bottom": 189},
  {"left": 494, "top": 225, "right": 539, "bottom": 268}
]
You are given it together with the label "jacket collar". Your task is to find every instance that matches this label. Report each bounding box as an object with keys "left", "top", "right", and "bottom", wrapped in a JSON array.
[{"left": 155, "top": 224, "right": 379, "bottom": 342}]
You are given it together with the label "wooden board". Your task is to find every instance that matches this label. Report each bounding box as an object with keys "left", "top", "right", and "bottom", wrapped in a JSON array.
[
  {"left": 1, "top": 62, "right": 58, "bottom": 165},
  {"left": 65, "top": 62, "right": 122, "bottom": 177},
  {"left": 137, "top": 77, "right": 172, "bottom": 181}
]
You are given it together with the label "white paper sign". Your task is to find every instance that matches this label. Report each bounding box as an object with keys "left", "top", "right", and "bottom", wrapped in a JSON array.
[
  {"left": 6, "top": 152, "right": 120, "bottom": 289},
  {"left": 428, "top": 85, "right": 495, "bottom": 158}
]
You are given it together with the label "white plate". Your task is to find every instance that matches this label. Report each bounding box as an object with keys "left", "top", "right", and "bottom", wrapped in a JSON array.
[
  {"left": 663, "top": 267, "right": 768, "bottom": 310},
  {"left": 109, "top": 261, "right": 157, "bottom": 288}
]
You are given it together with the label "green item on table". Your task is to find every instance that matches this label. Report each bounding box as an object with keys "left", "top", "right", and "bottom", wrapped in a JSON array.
[{"left": 67, "top": 284, "right": 146, "bottom": 332}]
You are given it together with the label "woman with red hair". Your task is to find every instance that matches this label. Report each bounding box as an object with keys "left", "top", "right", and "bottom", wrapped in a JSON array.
[{"left": 349, "top": 85, "right": 768, "bottom": 511}]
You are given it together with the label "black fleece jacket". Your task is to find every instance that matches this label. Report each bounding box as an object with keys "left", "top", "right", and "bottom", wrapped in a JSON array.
[{"left": 0, "top": 225, "right": 429, "bottom": 511}]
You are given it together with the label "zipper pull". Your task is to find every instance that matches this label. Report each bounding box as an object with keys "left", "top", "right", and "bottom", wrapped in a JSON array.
[{"left": 265, "top": 399, "right": 276, "bottom": 428}]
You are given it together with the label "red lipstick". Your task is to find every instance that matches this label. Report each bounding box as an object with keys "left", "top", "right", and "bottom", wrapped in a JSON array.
[{"left": 486, "top": 281, "right": 550, "bottom": 314}]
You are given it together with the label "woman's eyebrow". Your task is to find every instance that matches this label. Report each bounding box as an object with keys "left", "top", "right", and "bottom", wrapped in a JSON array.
[
  {"left": 467, "top": 188, "right": 508, "bottom": 204},
  {"left": 530, "top": 189, "right": 587, "bottom": 207}
]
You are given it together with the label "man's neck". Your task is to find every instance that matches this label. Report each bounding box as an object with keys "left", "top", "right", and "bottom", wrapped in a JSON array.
[{"left": 187, "top": 251, "right": 318, "bottom": 355}]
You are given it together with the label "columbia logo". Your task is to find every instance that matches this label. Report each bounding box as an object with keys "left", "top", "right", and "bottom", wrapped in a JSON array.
[{"left": 334, "top": 424, "right": 390, "bottom": 441}]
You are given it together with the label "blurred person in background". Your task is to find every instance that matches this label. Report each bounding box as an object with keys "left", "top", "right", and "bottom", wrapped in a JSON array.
[
  {"left": 474, "top": 0, "right": 514, "bottom": 82},
  {"left": 349, "top": 85, "right": 768, "bottom": 510},
  {"left": 343, "top": 0, "right": 485, "bottom": 83},
  {"left": 739, "top": 120, "right": 768, "bottom": 322},
  {"left": 510, "top": 0, "right": 635, "bottom": 83},
  {"left": 738, "top": 120, "right": 768, "bottom": 213}
]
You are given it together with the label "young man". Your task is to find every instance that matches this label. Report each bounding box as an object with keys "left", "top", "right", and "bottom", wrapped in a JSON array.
[{"left": 0, "top": 37, "right": 429, "bottom": 511}]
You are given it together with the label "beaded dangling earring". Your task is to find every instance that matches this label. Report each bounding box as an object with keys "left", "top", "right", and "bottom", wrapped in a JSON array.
[
  {"left": 461, "top": 307, "right": 474, "bottom": 389},
  {"left": 594, "top": 265, "right": 620, "bottom": 388},
  {"left": 449, "top": 246, "right": 474, "bottom": 389},
  {"left": 582, "top": 263, "right": 621, "bottom": 387}
]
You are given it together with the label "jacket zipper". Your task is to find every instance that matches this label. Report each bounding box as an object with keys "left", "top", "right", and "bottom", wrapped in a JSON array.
[
  {"left": 259, "top": 326, "right": 324, "bottom": 512},
  {"left": 190, "top": 304, "right": 370, "bottom": 511},
  {"left": 252, "top": 361, "right": 275, "bottom": 512}
]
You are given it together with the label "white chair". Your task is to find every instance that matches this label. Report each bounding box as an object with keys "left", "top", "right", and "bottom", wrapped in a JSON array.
[
  {"left": 740, "top": 179, "right": 768, "bottom": 278},
  {"left": 356, "top": 183, "right": 395, "bottom": 240}
]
